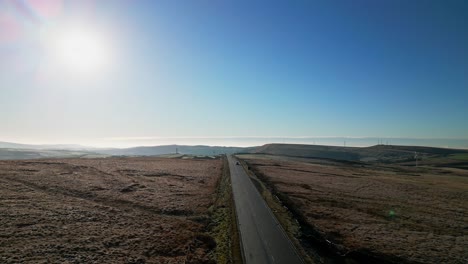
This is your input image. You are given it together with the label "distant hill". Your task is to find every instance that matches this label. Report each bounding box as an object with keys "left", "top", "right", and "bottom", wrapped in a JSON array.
[
  {"left": 365, "top": 144, "right": 468, "bottom": 155},
  {"left": 2, "top": 141, "right": 467, "bottom": 165},
  {"left": 0, "top": 142, "right": 252, "bottom": 159},
  {"left": 0, "top": 141, "right": 89, "bottom": 150},
  {"left": 251, "top": 143, "right": 361, "bottom": 161},
  {"left": 248, "top": 143, "right": 468, "bottom": 163},
  {"left": 96, "top": 145, "right": 252, "bottom": 156},
  {"left": 0, "top": 148, "right": 106, "bottom": 160}
]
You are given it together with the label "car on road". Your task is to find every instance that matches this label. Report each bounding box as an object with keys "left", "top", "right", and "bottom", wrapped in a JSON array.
[{"left": 236, "top": 161, "right": 240, "bottom": 165}]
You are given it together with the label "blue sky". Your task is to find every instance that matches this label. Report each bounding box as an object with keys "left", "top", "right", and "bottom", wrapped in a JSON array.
[{"left": 0, "top": 0, "right": 467, "bottom": 147}]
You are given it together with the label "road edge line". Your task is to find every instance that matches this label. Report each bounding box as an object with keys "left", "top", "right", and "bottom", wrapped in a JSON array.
[{"left": 227, "top": 155, "right": 247, "bottom": 264}]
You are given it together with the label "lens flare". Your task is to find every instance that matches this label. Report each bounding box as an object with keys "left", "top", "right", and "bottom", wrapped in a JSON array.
[{"left": 28, "top": 0, "right": 63, "bottom": 20}]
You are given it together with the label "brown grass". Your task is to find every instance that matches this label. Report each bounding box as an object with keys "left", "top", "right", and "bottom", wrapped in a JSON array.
[
  {"left": 238, "top": 154, "right": 468, "bottom": 264},
  {"left": 0, "top": 157, "right": 223, "bottom": 263}
]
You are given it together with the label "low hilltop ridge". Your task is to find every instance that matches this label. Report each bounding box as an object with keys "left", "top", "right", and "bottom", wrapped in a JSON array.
[
  {"left": 251, "top": 143, "right": 361, "bottom": 161},
  {"left": 249, "top": 143, "right": 468, "bottom": 165}
]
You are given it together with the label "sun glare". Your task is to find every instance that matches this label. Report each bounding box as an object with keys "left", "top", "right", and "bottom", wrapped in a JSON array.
[
  {"left": 56, "top": 29, "right": 106, "bottom": 72},
  {"left": 45, "top": 24, "right": 110, "bottom": 76}
]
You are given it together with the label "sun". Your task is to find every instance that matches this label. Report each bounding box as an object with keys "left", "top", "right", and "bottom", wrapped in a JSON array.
[
  {"left": 56, "top": 28, "right": 107, "bottom": 73},
  {"left": 45, "top": 24, "right": 111, "bottom": 76}
]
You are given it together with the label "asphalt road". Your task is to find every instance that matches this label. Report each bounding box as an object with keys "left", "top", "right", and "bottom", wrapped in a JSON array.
[{"left": 228, "top": 155, "right": 303, "bottom": 264}]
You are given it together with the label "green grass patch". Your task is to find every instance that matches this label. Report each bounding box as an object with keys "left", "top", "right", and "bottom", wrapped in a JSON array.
[{"left": 450, "top": 153, "right": 468, "bottom": 160}]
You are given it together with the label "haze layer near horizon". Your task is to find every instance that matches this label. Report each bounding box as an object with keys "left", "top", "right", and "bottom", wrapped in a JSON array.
[{"left": 2, "top": 137, "right": 468, "bottom": 150}]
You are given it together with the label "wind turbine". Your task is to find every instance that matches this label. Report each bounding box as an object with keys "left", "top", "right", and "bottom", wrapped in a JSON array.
[{"left": 414, "top": 151, "right": 419, "bottom": 167}]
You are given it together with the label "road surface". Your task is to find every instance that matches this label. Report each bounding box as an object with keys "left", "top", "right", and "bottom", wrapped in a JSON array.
[{"left": 228, "top": 155, "right": 303, "bottom": 264}]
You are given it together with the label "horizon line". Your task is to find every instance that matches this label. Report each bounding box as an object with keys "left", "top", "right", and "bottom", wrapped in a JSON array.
[{"left": 100, "top": 136, "right": 468, "bottom": 141}]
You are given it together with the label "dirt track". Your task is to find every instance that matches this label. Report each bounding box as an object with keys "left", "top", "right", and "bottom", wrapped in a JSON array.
[{"left": 0, "top": 157, "right": 222, "bottom": 263}]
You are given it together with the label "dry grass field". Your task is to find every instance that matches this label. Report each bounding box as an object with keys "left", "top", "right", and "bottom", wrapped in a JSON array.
[
  {"left": 238, "top": 154, "right": 468, "bottom": 264},
  {"left": 0, "top": 157, "right": 223, "bottom": 263}
]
